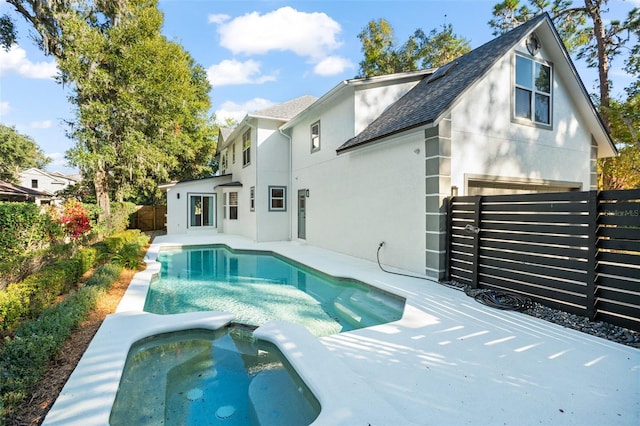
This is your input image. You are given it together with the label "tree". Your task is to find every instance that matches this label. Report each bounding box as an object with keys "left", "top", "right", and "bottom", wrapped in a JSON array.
[
  {"left": 599, "top": 16, "right": 640, "bottom": 189},
  {"left": 357, "top": 18, "right": 471, "bottom": 77},
  {"left": 2, "top": 1, "right": 217, "bottom": 218},
  {"left": 0, "top": 124, "right": 50, "bottom": 183}
]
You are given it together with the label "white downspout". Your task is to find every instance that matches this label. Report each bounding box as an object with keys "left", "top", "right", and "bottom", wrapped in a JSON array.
[{"left": 279, "top": 126, "right": 293, "bottom": 241}]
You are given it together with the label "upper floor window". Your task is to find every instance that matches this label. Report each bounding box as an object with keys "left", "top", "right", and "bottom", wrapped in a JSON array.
[
  {"left": 31, "top": 179, "right": 38, "bottom": 188},
  {"left": 242, "top": 129, "right": 251, "bottom": 166},
  {"left": 221, "top": 152, "right": 227, "bottom": 173},
  {"left": 311, "top": 121, "right": 320, "bottom": 153},
  {"left": 514, "top": 54, "right": 552, "bottom": 126},
  {"left": 232, "top": 143, "right": 236, "bottom": 164},
  {"left": 269, "top": 186, "right": 286, "bottom": 211}
]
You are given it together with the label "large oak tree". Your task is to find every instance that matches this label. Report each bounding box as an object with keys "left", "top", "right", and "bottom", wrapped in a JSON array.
[{"left": 1, "top": 1, "right": 218, "bottom": 218}]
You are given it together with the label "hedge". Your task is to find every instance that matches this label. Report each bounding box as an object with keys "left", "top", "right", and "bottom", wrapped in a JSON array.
[
  {"left": 1, "top": 254, "right": 87, "bottom": 334},
  {"left": 0, "top": 262, "right": 123, "bottom": 416}
]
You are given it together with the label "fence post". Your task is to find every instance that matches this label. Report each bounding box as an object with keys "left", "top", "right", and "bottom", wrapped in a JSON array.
[
  {"left": 444, "top": 196, "right": 453, "bottom": 282},
  {"left": 471, "top": 196, "right": 482, "bottom": 289},
  {"left": 585, "top": 190, "right": 598, "bottom": 320}
]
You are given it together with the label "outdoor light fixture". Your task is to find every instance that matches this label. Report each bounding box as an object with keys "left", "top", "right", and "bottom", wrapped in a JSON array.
[
  {"left": 177, "top": 193, "right": 180, "bottom": 199},
  {"left": 306, "top": 189, "right": 310, "bottom": 198},
  {"left": 526, "top": 34, "right": 540, "bottom": 55}
]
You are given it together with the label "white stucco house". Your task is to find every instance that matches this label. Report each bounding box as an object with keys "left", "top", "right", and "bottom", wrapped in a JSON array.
[
  {"left": 162, "top": 13, "right": 616, "bottom": 280},
  {"left": 18, "top": 168, "right": 80, "bottom": 204}
]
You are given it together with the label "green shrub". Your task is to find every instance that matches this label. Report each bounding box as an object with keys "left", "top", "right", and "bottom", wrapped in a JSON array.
[
  {"left": 0, "top": 285, "right": 102, "bottom": 414},
  {"left": 104, "top": 229, "right": 149, "bottom": 254},
  {"left": 0, "top": 259, "right": 82, "bottom": 333},
  {"left": 109, "top": 202, "right": 137, "bottom": 234},
  {"left": 112, "top": 243, "right": 144, "bottom": 269},
  {"left": 84, "top": 263, "right": 122, "bottom": 287},
  {"left": 0, "top": 202, "right": 62, "bottom": 263},
  {"left": 75, "top": 247, "right": 98, "bottom": 274}
]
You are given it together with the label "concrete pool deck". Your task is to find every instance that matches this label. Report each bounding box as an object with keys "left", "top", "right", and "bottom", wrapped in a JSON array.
[{"left": 45, "top": 234, "right": 639, "bottom": 425}]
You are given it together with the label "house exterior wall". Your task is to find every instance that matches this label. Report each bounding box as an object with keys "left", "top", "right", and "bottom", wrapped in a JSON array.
[
  {"left": 449, "top": 44, "right": 592, "bottom": 195},
  {"left": 255, "top": 120, "right": 290, "bottom": 242},
  {"left": 164, "top": 176, "right": 231, "bottom": 234},
  {"left": 290, "top": 92, "right": 427, "bottom": 275},
  {"left": 19, "top": 169, "right": 73, "bottom": 196}
]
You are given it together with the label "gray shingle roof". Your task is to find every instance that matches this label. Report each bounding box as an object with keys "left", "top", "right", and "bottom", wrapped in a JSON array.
[
  {"left": 337, "top": 13, "right": 549, "bottom": 153},
  {"left": 252, "top": 95, "right": 318, "bottom": 120}
]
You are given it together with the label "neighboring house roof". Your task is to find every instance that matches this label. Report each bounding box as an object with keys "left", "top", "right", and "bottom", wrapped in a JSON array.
[
  {"left": 336, "top": 13, "right": 616, "bottom": 157},
  {"left": 0, "top": 180, "right": 50, "bottom": 200}
]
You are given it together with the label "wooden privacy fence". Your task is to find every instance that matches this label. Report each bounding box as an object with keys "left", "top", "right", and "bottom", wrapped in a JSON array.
[
  {"left": 446, "top": 189, "right": 640, "bottom": 331},
  {"left": 129, "top": 205, "right": 167, "bottom": 231}
]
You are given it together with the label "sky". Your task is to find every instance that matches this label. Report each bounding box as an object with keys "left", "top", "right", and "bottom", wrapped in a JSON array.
[{"left": 0, "top": 0, "right": 637, "bottom": 175}]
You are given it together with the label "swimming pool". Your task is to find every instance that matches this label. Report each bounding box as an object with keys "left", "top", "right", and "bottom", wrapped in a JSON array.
[
  {"left": 145, "top": 245, "right": 405, "bottom": 336},
  {"left": 110, "top": 326, "right": 320, "bottom": 426}
]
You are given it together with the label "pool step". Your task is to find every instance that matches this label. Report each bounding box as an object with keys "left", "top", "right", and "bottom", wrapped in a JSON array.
[
  {"left": 333, "top": 288, "right": 402, "bottom": 327},
  {"left": 248, "top": 369, "right": 319, "bottom": 426}
]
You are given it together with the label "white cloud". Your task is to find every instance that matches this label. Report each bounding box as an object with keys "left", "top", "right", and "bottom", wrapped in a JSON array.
[
  {"left": 208, "top": 13, "right": 230, "bottom": 24},
  {"left": 0, "top": 101, "right": 10, "bottom": 115},
  {"left": 0, "top": 45, "right": 57, "bottom": 79},
  {"left": 206, "top": 59, "right": 278, "bottom": 87},
  {"left": 30, "top": 120, "right": 52, "bottom": 129},
  {"left": 313, "top": 56, "right": 355, "bottom": 76},
  {"left": 217, "top": 6, "right": 343, "bottom": 62},
  {"left": 215, "top": 98, "right": 275, "bottom": 124}
]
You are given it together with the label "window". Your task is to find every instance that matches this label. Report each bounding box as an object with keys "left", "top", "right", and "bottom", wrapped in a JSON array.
[
  {"left": 250, "top": 186, "right": 255, "bottom": 211},
  {"left": 228, "top": 191, "right": 238, "bottom": 219},
  {"left": 31, "top": 179, "right": 38, "bottom": 188},
  {"left": 189, "top": 194, "right": 215, "bottom": 227},
  {"left": 269, "top": 186, "right": 286, "bottom": 211},
  {"left": 515, "top": 54, "right": 552, "bottom": 126},
  {"left": 242, "top": 130, "right": 251, "bottom": 166},
  {"left": 311, "top": 121, "right": 320, "bottom": 152},
  {"left": 221, "top": 152, "right": 227, "bottom": 173},
  {"left": 232, "top": 143, "right": 236, "bottom": 164}
]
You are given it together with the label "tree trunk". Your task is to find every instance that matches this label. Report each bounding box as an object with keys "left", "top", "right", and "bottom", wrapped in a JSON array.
[
  {"left": 94, "top": 165, "right": 111, "bottom": 221},
  {"left": 585, "top": 0, "right": 611, "bottom": 131}
]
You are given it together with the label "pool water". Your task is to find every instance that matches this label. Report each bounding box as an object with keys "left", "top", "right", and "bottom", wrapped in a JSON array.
[
  {"left": 145, "top": 246, "right": 405, "bottom": 336},
  {"left": 110, "top": 327, "right": 320, "bottom": 426}
]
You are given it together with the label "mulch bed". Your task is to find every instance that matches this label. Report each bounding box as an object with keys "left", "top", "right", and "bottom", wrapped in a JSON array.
[{"left": 6, "top": 268, "right": 137, "bottom": 426}]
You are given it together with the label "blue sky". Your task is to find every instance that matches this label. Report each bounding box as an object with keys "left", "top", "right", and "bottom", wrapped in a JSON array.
[{"left": 0, "top": 0, "right": 637, "bottom": 175}]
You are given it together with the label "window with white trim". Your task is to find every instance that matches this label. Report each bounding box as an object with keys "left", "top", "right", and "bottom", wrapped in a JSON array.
[
  {"left": 189, "top": 194, "right": 215, "bottom": 227},
  {"left": 221, "top": 152, "right": 227, "bottom": 173},
  {"left": 269, "top": 186, "right": 286, "bottom": 211},
  {"left": 514, "top": 54, "right": 552, "bottom": 126},
  {"left": 311, "top": 120, "right": 320, "bottom": 152},
  {"left": 232, "top": 143, "right": 236, "bottom": 164},
  {"left": 242, "top": 130, "right": 251, "bottom": 166},
  {"left": 228, "top": 191, "right": 238, "bottom": 219},
  {"left": 250, "top": 186, "right": 255, "bottom": 211}
]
